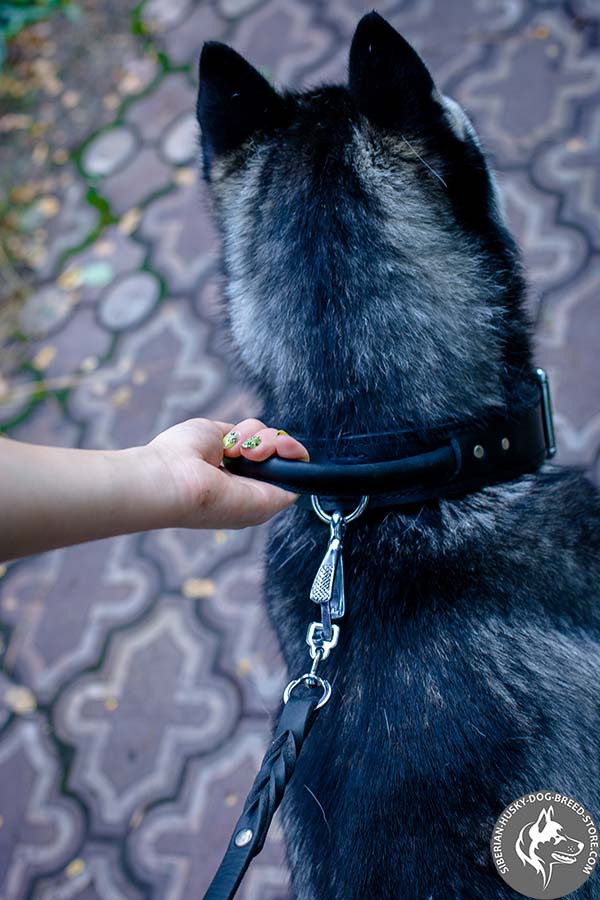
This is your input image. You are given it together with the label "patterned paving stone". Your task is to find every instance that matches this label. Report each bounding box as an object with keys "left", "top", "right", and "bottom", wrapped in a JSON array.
[
  {"left": 142, "top": 0, "right": 193, "bottom": 33},
  {"left": 9, "top": 396, "right": 80, "bottom": 449},
  {"left": 36, "top": 181, "right": 98, "bottom": 281},
  {"left": 0, "top": 371, "right": 39, "bottom": 428},
  {"left": 33, "top": 842, "right": 144, "bottom": 900},
  {"left": 58, "top": 225, "right": 147, "bottom": 307},
  {"left": 18, "top": 285, "right": 78, "bottom": 340},
  {"left": 140, "top": 524, "right": 288, "bottom": 717},
  {"left": 160, "top": 4, "right": 227, "bottom": 66},
  {"left": 140, "top": 184, "right": 217, "bottom": 293},
  {"left": 125, "top": 75, "right": 196, "bottom": 144},
  {"left": 161, "top": 112, "right": 198, "bottom": 165},
  {"left": 24, "top": 306, "right": 113, "bottom": 382},
  {"left": 0, "top": 536, "right": 160, "bottom": 703},
  {"left": 98, "top": 271, "right": 161, "bottom": 331},
  {"left": 532, "top": 100, "right": 600, "bottom": 249},
  {"left": 100, "top": 147, "right": 173, "bottom": 216},
  {"left": 129, "top": 718, "right": 289, "bottom": 900},
  {"left": 0, "top": 718, "right": 84, "bottom": 900},
  {"left": 69, "top": 299, "right": 224, "bottom": 449},
  {"left": 119, "top": 55, "right": 160, "bottom": 97},
  {"left": 536, "top": 257, "right": 600, "bottom": 471},
  {"left": 456, "top": 7, "right": 600, "bottom": 167},
  {"left": 82, "top": 126, "right": 138, "bottom": 178},
  {"left": 141, "top": 524, "right": 257, "bottom": 594},
  {"left": 228, "top": 0, "right": 336, "bottom": 88},
  {"left": 54, "top": 596, "right": 240, "bottom": 835},
  {"left": 498, "top": 169, "right": 589, "bottom": 312},
  {"left": 195, "top": 541, "right": 288, "bottom": 716}
]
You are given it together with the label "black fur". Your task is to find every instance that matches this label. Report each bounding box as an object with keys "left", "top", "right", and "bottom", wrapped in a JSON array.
[{"left": 197, "top": 12, "right": 600, "bottom": 899}]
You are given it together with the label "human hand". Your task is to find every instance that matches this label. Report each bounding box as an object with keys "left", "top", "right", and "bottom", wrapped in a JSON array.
[{"left": 145, "top": 417, "right": 309, "bottom": 529}]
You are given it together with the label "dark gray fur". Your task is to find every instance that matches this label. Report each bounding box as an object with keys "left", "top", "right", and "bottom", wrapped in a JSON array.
[{"left": 197, "top": 13, "right": 600, "bottom": 898}]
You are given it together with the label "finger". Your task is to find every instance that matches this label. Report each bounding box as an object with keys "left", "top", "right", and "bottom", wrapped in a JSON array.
[
  {"left": 217, "top": 468, "right": 298, "bottom": 527},
  {"left": 213, "top": 420, "right": 235, "bottom": 435},
  {"left": 240, "top": 427, "right": 279, "bottom": 461},
  {"left": 275, "top": 432, "right": 310, "bottom": 461},
  {"left": 222, "top": 418, "right": 266, "bottom": 456},
  {"left": 239, "top": 428, "right": 310, "bottom": 462}
]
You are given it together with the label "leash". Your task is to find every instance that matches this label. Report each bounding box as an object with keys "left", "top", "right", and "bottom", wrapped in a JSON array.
[
  {"left": 203, "top": 495, "right": 368, "bottom": 900},
  {"left": 204, "top": 369, "right": 556, "bottom": 898}
]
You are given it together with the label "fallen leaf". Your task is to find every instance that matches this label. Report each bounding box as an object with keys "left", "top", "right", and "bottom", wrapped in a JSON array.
[
  {"left": 174, "top": 167, "right": 195, "bottom": 186},
  {"left": 32, "top": 345, "right": 57, "bottom": 371},
  {"left": 0, "top": 114, "right": 32, "bottom": 132},
  {"left": 112, "top": 386, "right": 131, "bottom": 407},
  {"left": 38, "top": 195, "right": 60, "bottom": 217},
  {"left": 94, "top": 239, "right": 116, "bottom": 258},
  {"left": 81, "top": 262, "right": 113, "bottom": 287},
  {"left": 4, "top": 686, "right": 37, "bottom": 715},
  {"left": 118, "top": 207, "right": 141, "bottom": 235},
  {"left": 58, "top": 268, "right": 83, "bottom": 290},
  {"left": 80, "top": 356, "right": 99, "bottom": 373},
  {"left": 65, "top": 859, "right": 85, "bottom": 879},
  {"left": 52, "top": 148, "right": 69, "bottom": 165},
  {"left": 62, "top": 90, "right": 80, "bottom": 109},
  {"left": 182, "top": 578, "right": 215, "bottom": 599}
]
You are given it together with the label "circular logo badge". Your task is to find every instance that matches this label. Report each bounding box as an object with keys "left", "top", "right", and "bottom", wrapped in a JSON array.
[{"left": 491, "top": 792, "right": 598, "bottom": 898}]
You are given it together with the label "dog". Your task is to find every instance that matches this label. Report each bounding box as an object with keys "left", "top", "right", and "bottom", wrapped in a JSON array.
[
  {"left": 516, "top": 806, "right": 584, "bottom": 890},
  {"left": 197, "top": 12, "right": 600, "bottom": 898}
]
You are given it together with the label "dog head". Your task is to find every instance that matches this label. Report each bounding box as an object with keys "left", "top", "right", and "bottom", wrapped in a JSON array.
[
  {"left": 516, "top": 806, "right": 584, "bottom": 889},
  {"left": 197, "top": 12, "right": 531, "bottom": 433}
]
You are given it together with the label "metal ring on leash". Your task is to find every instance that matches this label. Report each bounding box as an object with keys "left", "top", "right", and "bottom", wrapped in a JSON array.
[
  {"left": 283, "top": 673, "right": 332, "bottom": 709},
  {"left": 310, "top": 494, "right": 369, "bottom": 524}
]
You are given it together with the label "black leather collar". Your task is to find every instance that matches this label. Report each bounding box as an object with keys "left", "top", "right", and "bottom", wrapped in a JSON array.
[{"left": 223, "top": 369, "right": 556, "bottom": 510}]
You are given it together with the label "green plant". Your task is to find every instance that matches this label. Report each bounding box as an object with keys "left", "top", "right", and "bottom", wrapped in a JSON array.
[{"left": 0, "top": 0, "right": 63, "bottom": 67}]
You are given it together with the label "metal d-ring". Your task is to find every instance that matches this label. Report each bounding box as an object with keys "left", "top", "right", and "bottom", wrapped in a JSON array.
[
  {"left": 283, "top": 673, "right": 332, "bottom": 709},
  {"left": 310, "top": 494, "right": 369, "bottom": 524}
]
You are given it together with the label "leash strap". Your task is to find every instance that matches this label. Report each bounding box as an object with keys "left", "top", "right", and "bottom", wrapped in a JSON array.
[{"left": 203, "top": 689, "right": 321, "bottom": 900}]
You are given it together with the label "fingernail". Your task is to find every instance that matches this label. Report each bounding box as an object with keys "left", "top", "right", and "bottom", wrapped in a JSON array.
[
  {"left": 301, "top": 452, "right": 310, "bottom": 462},
  {"left": 241, "top": 434, "right": 262, "bottom": 449},
  {"left": 276, "top": 429, "right": 288, "bottom": 435},
  {"left": 223, "top": 430, "right": 240, "bottom": 450}
]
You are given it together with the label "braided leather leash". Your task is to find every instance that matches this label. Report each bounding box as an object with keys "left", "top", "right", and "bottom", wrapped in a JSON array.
[
  {"left": 203, "top": 688, "right": 322, "bottom": 900},
  {"left": 203, "top": 496, "right": 369, "bottom": 900}
]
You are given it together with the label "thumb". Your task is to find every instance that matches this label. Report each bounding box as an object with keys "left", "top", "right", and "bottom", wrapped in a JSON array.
[{"left": 221, "top": 471, "right": 299, "bottom": 527}]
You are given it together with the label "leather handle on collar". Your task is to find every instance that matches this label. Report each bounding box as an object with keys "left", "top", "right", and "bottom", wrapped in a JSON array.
[
  {"left": 224, "top": 445, "right": 456, "bottom": 496},
  {"left": 223, "top": 375, "right": 553, "bottom": 509}
]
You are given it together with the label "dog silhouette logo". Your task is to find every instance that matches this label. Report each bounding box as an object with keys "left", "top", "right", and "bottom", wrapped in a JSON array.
[
  {"left": 491, "top": 793, "right": 598, "bottom": 898},
  {"left": 515, "top": 805, "right": 584, "bottom": 890}
]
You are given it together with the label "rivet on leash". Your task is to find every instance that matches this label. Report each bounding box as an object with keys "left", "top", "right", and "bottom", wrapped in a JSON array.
[
  {"left": 501, "top": 437, "right": 510, "bottom": 451},
  {"left": 234, "top": 829, "right": 253, "bottom": 848},
  {"left": 473, "top": 444, "right": 485, "bottom": 459}
]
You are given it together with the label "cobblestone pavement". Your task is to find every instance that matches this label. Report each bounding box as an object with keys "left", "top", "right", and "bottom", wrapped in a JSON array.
[{"left": 1, "top": 1, "right": 599, "bottom": 898}]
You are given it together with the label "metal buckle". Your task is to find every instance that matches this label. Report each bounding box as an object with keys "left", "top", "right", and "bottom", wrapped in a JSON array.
[
  {"left": 306, "top": 621, "right": 339, "bottom": 660},
  {"left": 535, "top": 367, "right": 557, "bottom": 459}
]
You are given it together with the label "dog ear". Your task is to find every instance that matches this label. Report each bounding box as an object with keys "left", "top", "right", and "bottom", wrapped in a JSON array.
[
  {"left": 197, "top": 42, "right": 285, "bottom": 176},
  {"left": 534, "top": 808, "right": 550, "bottom": 832},
  {"left": 348, "top": 12, "right": 439, "bottom": 131}
]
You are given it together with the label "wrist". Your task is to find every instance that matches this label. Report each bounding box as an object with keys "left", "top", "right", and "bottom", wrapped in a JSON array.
[{"left": 127, "top": 442, "right": 190, "bottom": 530}]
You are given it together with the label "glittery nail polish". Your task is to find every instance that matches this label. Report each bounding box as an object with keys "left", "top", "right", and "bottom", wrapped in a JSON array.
[
  {"left": 241, "top": 434, "right": 262, "bottom": 449},
  {"left": 276, "top": 429, "right": 289, "bottom": 435},
  {"left": 222, "top": 430, "right": 240, "bottom": 450}
]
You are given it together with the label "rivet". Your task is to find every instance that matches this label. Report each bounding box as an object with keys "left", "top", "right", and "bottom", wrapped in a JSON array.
[
  {"left": 234, "top": 828, "right": 253, "bottom": 848},
  {"left": 501, "top": 437, "right": 510, "bottom": 451},
  {"left": 473, "top": 445, "right": 485, "bottom": 459}
]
